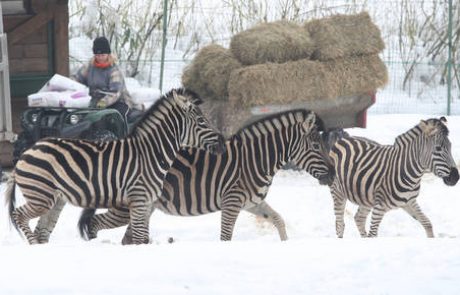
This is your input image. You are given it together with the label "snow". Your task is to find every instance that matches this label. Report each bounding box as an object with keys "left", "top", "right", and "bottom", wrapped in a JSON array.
[{"left": 1, "top": 113, "right": 460, "bottom": 294}]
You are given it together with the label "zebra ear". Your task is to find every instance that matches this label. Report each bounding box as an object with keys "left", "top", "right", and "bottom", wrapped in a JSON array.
[
  {"left": 420, "top": 120, "right": 438, "bottom": 137},
  {"left": 440, "top": 116, "right": 447, "bottom": 124},
  {"left": 302, "top": 112, "right": 317, "bottom": 133},
  {"left": 190, "top": 96, "right": 203, "bottom": 106}
]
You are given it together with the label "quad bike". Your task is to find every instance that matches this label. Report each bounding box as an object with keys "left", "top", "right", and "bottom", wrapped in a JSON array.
[{"left": 13, "top": 105, "right": 143, "bottom": 164}]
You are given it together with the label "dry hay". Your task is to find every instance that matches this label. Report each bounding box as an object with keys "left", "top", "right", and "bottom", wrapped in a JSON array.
[
  {"left": 182, "top": 44, "right": 242, "bottom": 101},
  {"left": 230, "top": 20, "right": 315, "bottom": 65},
  {"left": 228, "top": 54, "right": 388, "bottom": 107},
  {"left": 304, "top": 12, "right": 385, "bottom": 61},
  {"left": 324, "top": 54, "right": 388, "bottom": 97}
]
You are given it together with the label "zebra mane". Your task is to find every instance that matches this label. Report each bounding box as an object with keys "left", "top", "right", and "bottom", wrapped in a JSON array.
[
  {"left": 413, "top": 118, "right": 449, "bottom": 137},
  {"left": 130, "top": 87, "right": 202, "bottom": 134},
  {"left": 425, "top": 117, "right": 449, "bottom": 136},
  {"left": 395, "top": 117, "right": 449, "bottom": 145},
  {"left": 233, "top": 109, "right": 321, "bottom": 136}
]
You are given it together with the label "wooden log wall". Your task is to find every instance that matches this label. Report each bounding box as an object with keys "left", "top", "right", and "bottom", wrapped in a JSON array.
[{"left": 0, "top": 0, "right": 69, "bottom": 168}]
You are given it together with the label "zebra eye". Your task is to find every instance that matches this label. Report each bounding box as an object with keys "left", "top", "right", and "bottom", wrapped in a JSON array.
[
  {"left": 435, "top": 146, "right": 442, "bottom": 152},
  {"left": 312, "top": 142, "right": 320, "bottom": 150},
  {"left": 197, "top": 117, "right": 206, "bottom": 125}
]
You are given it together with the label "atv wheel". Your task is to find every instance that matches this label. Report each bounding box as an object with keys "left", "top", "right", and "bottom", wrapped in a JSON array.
[{"left": 13, "top": 132, "right": 34, "bottom": 165}]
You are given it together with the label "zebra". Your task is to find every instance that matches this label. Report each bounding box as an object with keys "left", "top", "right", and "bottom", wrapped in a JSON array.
[
  {"left": 329, "top": 117, "right": 459, "bottom": 238},
  {"left": 73, "top": 109, "right": 335, "bottom": 244},
  {"left": 5, "top": 88, "right": 225, "bottom": 245}
]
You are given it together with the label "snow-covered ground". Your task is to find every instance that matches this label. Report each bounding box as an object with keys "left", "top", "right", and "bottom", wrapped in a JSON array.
[{"left": 1, "top": 113, "right": 460, "bottom": 294}]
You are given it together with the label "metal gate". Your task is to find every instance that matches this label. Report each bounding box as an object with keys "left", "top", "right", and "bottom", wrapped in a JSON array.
[{"left": 0, "top": 4, "right": 14, "bottom": 142}]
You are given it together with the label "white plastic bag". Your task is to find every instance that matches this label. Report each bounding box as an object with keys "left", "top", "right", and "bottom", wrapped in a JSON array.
[
  {"left": 40, "top": 74, "right": 89, "bottom": 94},
  {"left": 28, "top": 91, "right": 91, "bottom": 108}
]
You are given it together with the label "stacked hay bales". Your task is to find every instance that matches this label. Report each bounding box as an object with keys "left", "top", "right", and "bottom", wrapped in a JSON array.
[
  {"left": 228, "top": 55, "right": 387, "bottom": 108},
  {"left": 182, "top": 12, "right": 388, "bottom": 135}
]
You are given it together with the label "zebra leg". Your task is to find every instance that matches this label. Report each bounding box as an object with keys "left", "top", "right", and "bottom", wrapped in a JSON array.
[
  {"left": 402, "top": 200, "right": 434, "bottom": 238},
  {"left": 354, "top": 206, "right": 371, "bottom": 237},
  {"left": 127, "top": 190, "right": 151, "bottom": 245},
  {"left": 245, "top": 201, "right": 288, "bottom": 241},
  {"left": 89, "top": 207, "right": 131, "bottom": 240},
  {"left": 34, "top": 197, "right": 67, "bottom": 244},
  {"left": 13, "top": 200, "right": 54, "bottom": 245},
  {"left": 122, "top": 203, "right": 154, "bottom": 245},
  {"left": 220, "top": 192, "right": 244, "bottom": 241},
  {"left": 368, "top": 203, "right": 388, "bottom": 237},
  {"left": 331, "top": 189, "right": 347, "bottom": 238},
  {"left": 121, "top": 223, "right": 133, "bottom": 245}
]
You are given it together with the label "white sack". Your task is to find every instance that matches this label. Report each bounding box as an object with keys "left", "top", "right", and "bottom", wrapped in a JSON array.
[
  {"left": 28, "top": 91, "right": 91, "bottom": 108},
  {"left": 39, "top": 74, "right": 89, "bottom": 94}
]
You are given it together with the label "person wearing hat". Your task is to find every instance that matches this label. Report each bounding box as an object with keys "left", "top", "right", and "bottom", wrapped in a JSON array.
[{"left": 72, "top": 36, "right": 143, "bottom": 117}]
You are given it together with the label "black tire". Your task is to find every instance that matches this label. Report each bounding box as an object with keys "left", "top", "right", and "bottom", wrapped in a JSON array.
[
  {"left": 13, "top": 132, "right": 34, "bottom": 165},
  {"left": 86, "top": 129, "right": 118, "bottom": 142}
]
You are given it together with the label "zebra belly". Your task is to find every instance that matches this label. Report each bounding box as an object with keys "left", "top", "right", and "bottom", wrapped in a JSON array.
[
  {"left": 154, "top": 198, "right": 221, "bottom": 216},
  {"left": 333, "top": 178, "right": 376, "bottom": 208}
]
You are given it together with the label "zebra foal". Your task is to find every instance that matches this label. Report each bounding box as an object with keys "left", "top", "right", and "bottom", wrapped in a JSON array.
[
  {"left": 77, "top": 109, "right": 334, "bottom": 243},
  {"left": 5, "top": 88, "right": 224, "bottom": 244},
  {"left": 329, "top": 117, "right": 458, "bottom": 238}
]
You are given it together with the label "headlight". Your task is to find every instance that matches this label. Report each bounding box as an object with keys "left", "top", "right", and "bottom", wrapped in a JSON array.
[
  {"left": 70, "top": 114, "right": 80, "bottom": 125},
  {"left": 31, "top": 114, "right": 39, "bottom": 123}
]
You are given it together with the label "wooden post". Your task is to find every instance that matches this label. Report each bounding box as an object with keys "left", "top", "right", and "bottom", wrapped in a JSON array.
[{"left": 53, "top": 0, "right": 69, "bottom": 76}]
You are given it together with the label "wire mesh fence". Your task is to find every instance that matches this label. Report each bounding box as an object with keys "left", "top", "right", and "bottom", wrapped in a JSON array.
[{"left": 69, "top": 0, "right": 459, "bottom": 115}]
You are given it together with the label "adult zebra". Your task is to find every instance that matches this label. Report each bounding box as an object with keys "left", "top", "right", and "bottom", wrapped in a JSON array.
[
  {"left": 5, "top": 88, "right": 225, "bottom": 245},
  {"left": 75, "top": 109, "right": 334, "bottom": 243},
  {"left": 329, "top": 117, "right": 459, "bottom": 238}
]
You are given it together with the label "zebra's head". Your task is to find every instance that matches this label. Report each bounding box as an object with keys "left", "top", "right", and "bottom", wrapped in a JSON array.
[
  {"left": 420, "top": 117, "right": 458, "bottom": 186},
  {"left": 172, "top": 89, "right": 225, "bottom": 154},
  {"left": 289, "top": 112, "right": 335, "bottom": 186}
]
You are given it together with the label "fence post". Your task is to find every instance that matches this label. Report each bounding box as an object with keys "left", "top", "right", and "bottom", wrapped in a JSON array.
[
  {"left": 159, "top": 0, "right": 168, "bottom": 93},
  {"left": 447, "top": 0, "right": 453, "bottom": 115}
]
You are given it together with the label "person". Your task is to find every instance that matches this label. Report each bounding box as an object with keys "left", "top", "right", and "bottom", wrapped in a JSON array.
[{"left": 72, "top": 36, "right": 143, "bottom": 118}]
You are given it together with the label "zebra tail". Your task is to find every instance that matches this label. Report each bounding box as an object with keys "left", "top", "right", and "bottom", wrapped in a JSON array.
[
  {"left": 4, "top": 171, "right": 19, "bottom": 233},
  {"left": 78, "top": 209, "right": 97, "bottom": 240}
]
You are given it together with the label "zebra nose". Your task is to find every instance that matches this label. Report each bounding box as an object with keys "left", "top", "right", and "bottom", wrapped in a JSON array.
[
  {"left": 443, "top": 167, "right": 459, "bottom": 186},
  {"left": 319, "top": 167, "right": 335, "bottom": 186}
]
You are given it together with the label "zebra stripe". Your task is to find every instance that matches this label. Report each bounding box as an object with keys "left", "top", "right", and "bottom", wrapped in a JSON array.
[
  {"left": 329, "top": 117, "right": 459, "bottom": 238},
  {"left": 5, "top": 88, "right": 224, "bottom": 244},
  {"left": 77, "top": 109, "right": 334, "bottom": 243}
]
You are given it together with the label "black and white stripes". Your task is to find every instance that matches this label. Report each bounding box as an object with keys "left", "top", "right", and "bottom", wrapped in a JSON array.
[
  {"left": 329, "top": 117, "right": 459, "bottom": 237},
  {"left": 78, "top": 109, "right": 334, "bottom": 243},
  {"left": 5, "top": 88, "right": 224, "bottom": 244}
]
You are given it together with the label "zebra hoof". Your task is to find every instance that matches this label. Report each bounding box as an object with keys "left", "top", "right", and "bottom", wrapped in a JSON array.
[
  {"left": 35, "top": 229, "right": 51, "bottom": 244},
  {"left": 129, "top": 237, "right": 149, "bottom": 245}
]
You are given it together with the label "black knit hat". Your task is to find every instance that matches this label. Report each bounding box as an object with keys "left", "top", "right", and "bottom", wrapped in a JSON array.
[{"left": 93, "top": 36, "right": 111, "bottom": 54}]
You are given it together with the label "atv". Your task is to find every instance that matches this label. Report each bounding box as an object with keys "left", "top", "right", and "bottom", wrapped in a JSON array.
[{"left": 13, "top": 105, "right": 143, "bottom": 164}]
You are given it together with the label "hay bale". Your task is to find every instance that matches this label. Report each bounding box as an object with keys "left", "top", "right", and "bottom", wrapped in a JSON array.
[
  {"left": 228, "top": 54, "right": 387, "bottom": 107},
  {"left": 182, "top": 44, "right": 242, "bottom": 101},
  {"left": 228, "top": 59, "right": 335, "bottom": 107},
  {"left": 324, "top": 54, "right": 388, "bottom": 96},
  {"left": 230, "top": 20, "right": 315, "bottom": 65},
  {"left": 304, "top": 12, "right": 385, "bottom": 61}
]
